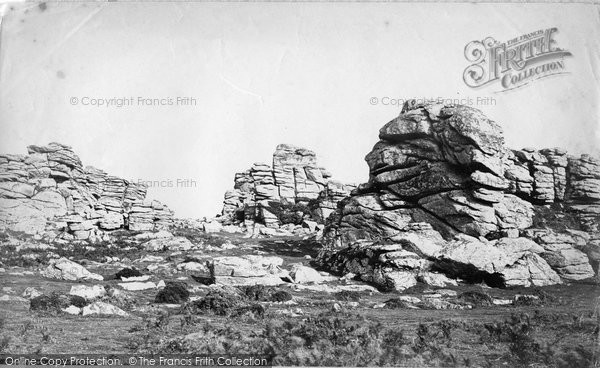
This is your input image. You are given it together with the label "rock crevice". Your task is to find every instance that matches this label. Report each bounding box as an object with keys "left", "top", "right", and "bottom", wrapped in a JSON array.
[
  {"left": 319, "top": 100, "right": 599, "bottom": 289},
  {"left": 0, "top": 143, "right": 173, "bottom": 241}
]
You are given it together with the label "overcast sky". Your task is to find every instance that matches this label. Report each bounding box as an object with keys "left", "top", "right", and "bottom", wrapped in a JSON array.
[{"left": 1, "top": 2, "right": 598, "bottom": 218}]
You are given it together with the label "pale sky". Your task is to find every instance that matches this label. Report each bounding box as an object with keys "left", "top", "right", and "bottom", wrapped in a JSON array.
[{"left": 1, "top": 2, "right": 599, "bottom": 218}]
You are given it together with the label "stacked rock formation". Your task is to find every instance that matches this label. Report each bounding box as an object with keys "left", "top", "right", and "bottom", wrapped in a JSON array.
[
  {"left": 0, "top": 143, "right": 173, "bottom": 241},
  {"left": 319, "top": 100, "right": 598, "bottom": 290},
  {"left": 221, "top": 144, "right": 355, "bottom": 229}
]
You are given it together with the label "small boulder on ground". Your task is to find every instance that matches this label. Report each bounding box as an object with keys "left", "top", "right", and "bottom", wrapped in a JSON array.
[
  {"left": 62, "top": 305, "right": 81, "bottom": 315},
  {"left": 118, "top": 281, "right": 156, "bottom": 291},
  {"left": 41, "top": 257, "right": 103, "bottom": 281},
  {"left": 22, "top": 287, "right": 43, "bottom": 300},
  {"left": 82, "top": 301, "right": 128, "bottom": 317},
  {"left": 134, "top": 230, "right": 173, "bottom": 241},
  {"left": 203, "top": 221, "right": 223, "bottom": 233},
  {"left": 69, "top": 285, "right": 106, "bottom": 301},
  {"left": 289, "top": 264, "right": 324, "bottom": 284},
  {"left": 142, "top": 237, "right": 194, "bottom": 252}
]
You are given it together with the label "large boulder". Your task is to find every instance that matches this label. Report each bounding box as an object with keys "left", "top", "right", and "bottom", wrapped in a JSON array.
[
  {"left": 433, "top": 236, "right": 561, "bottom": 287},
  {"left": 319, "top": 99, "right": 599, "bottom": 288},
  {"left": 209, "top": 255, "right": 287, "bottom": 286},
  {"left": 319, "top": 234, "right": 561, "bottom": 290}
]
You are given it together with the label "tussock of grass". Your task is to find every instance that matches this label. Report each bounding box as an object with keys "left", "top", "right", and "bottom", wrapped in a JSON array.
[
  {"left": 457, "top": 291, "right": 493, "bottom": 307},
  {"left": 155, "top": 282, "right": 190, "bottom": 304},
  {"left": 30, "top": 293, "right": 87, "bottom": 314},
  {"left": 239, "top": 285, "right": 292, "bottom": 302}
]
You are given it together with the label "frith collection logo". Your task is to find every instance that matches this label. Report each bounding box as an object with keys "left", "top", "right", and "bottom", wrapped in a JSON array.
[{"left": 463, "top": 28, "right": 572, "bottom": 92}]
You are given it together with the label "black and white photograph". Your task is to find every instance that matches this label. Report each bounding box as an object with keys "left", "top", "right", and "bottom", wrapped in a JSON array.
[{"left": 0, "top": 1, "right": 599, "bottom": 367}]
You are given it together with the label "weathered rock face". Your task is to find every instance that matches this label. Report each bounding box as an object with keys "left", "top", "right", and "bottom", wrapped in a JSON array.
[
  {"left": 220, "top": 144, "right": 355, "bottom": 229},
  {"left": 319, "top": 100, "right": 599, "bottom": 290},
  {"left": 0, "top": 143, "right": 173, "bottom": 241}
]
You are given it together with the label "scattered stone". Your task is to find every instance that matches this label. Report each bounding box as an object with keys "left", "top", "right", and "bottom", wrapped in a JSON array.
[
  {"left": 142, "top": 237, "right": 194, "bottom": 252},
  {"left": 134, "top": 230, "right": 173, "bottom": 241},
  {"left": 177, "top": 261, "right": 208, "bottom": 273},
  {"left": 135, "top": 255, "right": 164, "bottom": 263},
  {"left": 41, "top": 257, "right": 103, "bottom": 281},
  {"left": 82, "top": 301, "right": 128, "bottom": 317},
  {"left": 69, "top": 285, "right": 106, "bottom": 301},
  {"left": 62, "top": 305, "right": 81, "bottom": 315},
  {"left": 289, "top": 264, "right": 324, "bottom": 284},
  {"left": 492, "top": 299, "right": 512, "bottom": 306},
  {"left": 22, "top": 287, "right": 43, "bottom": 300},
  {"left": 118, "top": 281, "right": 156, "bottom": 291}
]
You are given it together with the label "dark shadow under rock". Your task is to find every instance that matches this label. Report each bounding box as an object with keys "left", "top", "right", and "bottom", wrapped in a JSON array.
[
  {"left": 115, "top": 267, "right": 143, "bottom": 280},
  {"left": 432, "top": 260, "right": 506, "bottom": 288}
]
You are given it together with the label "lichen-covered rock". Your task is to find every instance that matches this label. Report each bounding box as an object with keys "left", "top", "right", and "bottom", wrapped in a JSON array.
[
  {"left": 433, "top": 235, "right": 561, "bottom": 287},
  {"left": 219, "top": 144, "right": 355, "bottom": 230},
  {"left": 318, "top": 234, "right": 561, "bottom": 290},
  {"left": 319, "top": 99, "right": 599, "bottom": 288},
  {"left": 523, "top": 228, "right": 595, "bottom": 280},
  {"left": 326, "top": 101, "right": 538, "bottom": 243},
  {"left": 41, "top": 257, "right": 103, "bottom": 281},
  {"left": 0, "top": 143, "right": 174, "bottom": 240},
  {"left": 208, "top": 255, "right": 287, "bottom": 286}
]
